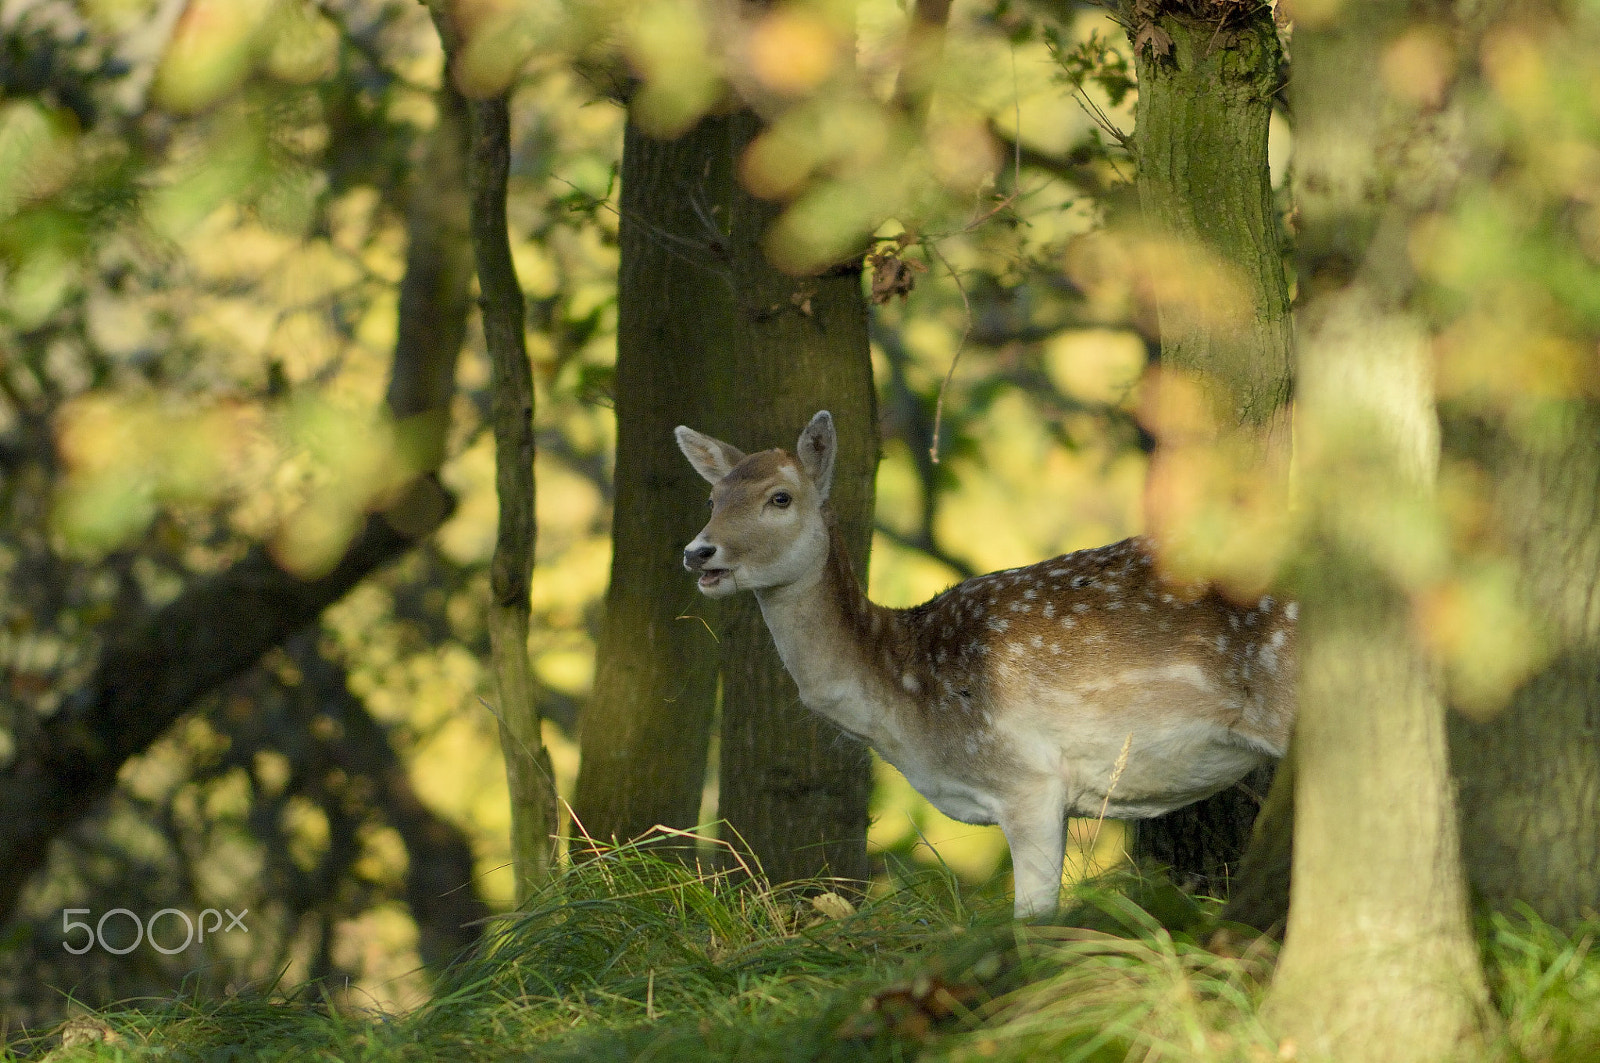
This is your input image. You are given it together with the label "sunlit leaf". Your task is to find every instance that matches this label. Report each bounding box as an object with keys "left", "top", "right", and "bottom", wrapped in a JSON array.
[
  {"left": 153, "top": 0, "right": 279, "bottom": 113},
  {"left": 1416, "top": 560, "right": 1550, "bottom": 719},
  {"left": 0, "top": 101, "right": 78, "bottom": 222},
  {"left": 626, "top": 0, "right": 722, "bottom": 138},
  {"left": 52, "top": 472, "right": 156, "bottom": 555},
  {"left": 744, "top": 7, "right": 842, "bottom": 96}
]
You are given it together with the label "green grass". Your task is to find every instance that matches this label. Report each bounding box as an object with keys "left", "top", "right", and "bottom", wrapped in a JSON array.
[{"left": 10, "top": 841, "right": 1598, "bottom": 1063}]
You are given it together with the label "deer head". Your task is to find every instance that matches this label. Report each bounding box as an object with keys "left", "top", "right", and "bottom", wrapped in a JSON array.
[{"left": 675, "top": 411, "right": 837, "bottom": 598}]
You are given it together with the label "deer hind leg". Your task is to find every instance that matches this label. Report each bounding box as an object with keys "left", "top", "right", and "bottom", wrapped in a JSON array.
[{"left": 999, "top": 786, "right": 1067, "bottom": 920}]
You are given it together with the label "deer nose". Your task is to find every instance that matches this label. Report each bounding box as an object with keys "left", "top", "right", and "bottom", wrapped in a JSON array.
[{"left": 684, "top": 544, "right": 717, "bottom": 568}]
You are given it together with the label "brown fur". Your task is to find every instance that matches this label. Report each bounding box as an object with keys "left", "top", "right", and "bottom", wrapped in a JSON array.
[{"left": 676, "top": 413, "right": 1296, "bottom": 918}]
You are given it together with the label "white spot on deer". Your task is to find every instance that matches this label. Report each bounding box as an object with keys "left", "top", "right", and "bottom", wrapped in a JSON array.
[
  {"left": 1106, "top": 600, "right": 1122, "bottom": 610},
  {"left": 901, "top": 672, "right": 921, "bottom": 694},
  {"left": 1062, "top": 616, "right": 1077, "bottom": 629},
  {"left": 1161, "top": 593, "right": 1176, "bottom": 604},
  {"left": 1049, "top": 642, "right": 1062, "bottom": 654},
  {"left": 1137, "top": 601, "right": 1152, "bottom": 612},
  {"left": 1042, "top": 602, "right": 1055, "bottom": 619},
  {"left": 987, "top": 617, "right": 1011, "bottom": 633},
  {"left": 1216, "top": 635, "right": 1230, "bottom": 652},
  {"left": 1072, "top": 602, "right": 1089, "bottom": 614},
  {"left": 1258, "top": 595, "right": 1275, "bottom": 612},
  {"left": 1023, "top": 587, "right": 1037, "bottom": 600},
  {"left": 1285, "top": 602, "right": 1299, "bottom": 621}
]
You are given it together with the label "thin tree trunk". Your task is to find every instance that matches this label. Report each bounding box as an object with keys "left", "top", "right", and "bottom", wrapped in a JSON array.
[
  {"left": 0, "top": 80, "right": 475, "bottom": 928},
  {"left": 1264, "top": 2, "right": 1491, "bottom": 1055},
  {"left": 569, "top": 116, "right": 736, "bottom": 849},
  {"left": 1124, "top": 2, "right": 1292, "bottom": 895},
  {"left": 716, "top": 109, "right": 878, "bottom": 888},
  {"left": 464, "top": 90, "right": 557, "bottom": 902}
]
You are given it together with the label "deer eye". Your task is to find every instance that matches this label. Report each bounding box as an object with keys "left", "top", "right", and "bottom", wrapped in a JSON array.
[{"left": 770, "top": 491, "right": 792, "bottom": 508}]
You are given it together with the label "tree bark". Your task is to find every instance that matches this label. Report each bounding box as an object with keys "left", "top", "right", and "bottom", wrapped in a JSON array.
[
  {"left": 464, "top": 90, "right": 558, "bottom": 902},
  {"left": 569, "top": 116, "right": 733, "bottom": 848},
  {"left": 1218, "top": 751, "right": 1293, "bottom": 932},
  {"left": 1129, "top": 6, "right": 1293, "bottom": 437},
  {"left": 1124, "top": 2, "right": 1292, "bottom": 895},
  {"left": 1448, "top": 405, "right": 1600, "bottom": 929},
  {"left": 1263, "top": 1, "right": 1491, "bottom": 1056},
  {"left": 572, "top": 107, "right": 877, "bottom": 886},
  {"left": 716, "top": 111, "right": 878, "bottom": 888},
  {"left": 0, "top": 81, "right": 475, "bottom": 928}
]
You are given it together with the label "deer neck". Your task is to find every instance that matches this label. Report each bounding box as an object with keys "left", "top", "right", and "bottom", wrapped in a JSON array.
[{"left": 752, "top": 515, "right": 899, "bottom": 745}]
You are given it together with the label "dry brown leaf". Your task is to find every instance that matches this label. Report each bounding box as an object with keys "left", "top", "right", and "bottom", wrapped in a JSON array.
[{"left": 1135, "top": 22, "right": 1175, "bottom": 58}]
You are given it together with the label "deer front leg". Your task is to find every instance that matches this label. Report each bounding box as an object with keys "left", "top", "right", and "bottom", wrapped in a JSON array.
[{"left": 1000, "top": 790, "right": 1067, "bottom": 920}]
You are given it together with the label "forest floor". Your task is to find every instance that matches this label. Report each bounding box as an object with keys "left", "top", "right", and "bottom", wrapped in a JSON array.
[{"left": 10, "top": 841, "right": 1599, "bottom": 1063}]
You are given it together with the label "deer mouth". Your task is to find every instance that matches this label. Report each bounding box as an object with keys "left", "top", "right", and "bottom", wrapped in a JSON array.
[{"left": 697, "top": 567, "right": 730, "bottom": 590}]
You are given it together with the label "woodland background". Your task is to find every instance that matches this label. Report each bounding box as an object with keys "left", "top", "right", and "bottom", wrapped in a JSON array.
[
  {"left": 0, "top": 0, "right": 1154, "bottom": 1025},
  {"left": 0, "top": 0, "right": 1596, "bottom": 1059}
]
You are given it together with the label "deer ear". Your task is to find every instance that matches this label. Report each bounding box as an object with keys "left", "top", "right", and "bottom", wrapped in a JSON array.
[
  {"left": 676, "top": 425, "right": 746, "bottom": 485},
  {"left": 796, "top": 411, "right": 836, "bottom": 501}
]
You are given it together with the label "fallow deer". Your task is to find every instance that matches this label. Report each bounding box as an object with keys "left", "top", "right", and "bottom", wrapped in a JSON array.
[{"left": 676, "top": 411, "right": 1295, "bottom": 919}]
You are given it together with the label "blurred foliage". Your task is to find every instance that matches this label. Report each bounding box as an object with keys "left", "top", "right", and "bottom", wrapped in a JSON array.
[
  {"left": 0, "top": 0, "right": 1161, "bottom": 1027},
  {"left": 1, "top": 0, "right": 1589, "bottom": 1037}
]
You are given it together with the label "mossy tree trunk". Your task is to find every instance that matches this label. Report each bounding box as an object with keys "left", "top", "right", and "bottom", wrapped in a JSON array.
[
  {"left": 466, "top": 91, "right": 558, "bottom": 903},
  {"left": 715, "top": 112, "right": 878, "bottom": 888},
  {"left": 1123, "top": 3, "right": 1291, "bottom": 896},
  {"left": 1263, "top": 0, "right": 1491, "bottom": 1056},
  {"left": 574, "top": 109, "right": 877, "bottom": 888},
  {"left": 570, "top": 116, "right": 734, "bottom": 850},
  {"left": 428, "top": 0, "right": 557, "bottom": 903}
]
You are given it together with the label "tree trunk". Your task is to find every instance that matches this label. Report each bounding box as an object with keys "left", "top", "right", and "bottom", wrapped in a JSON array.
[
  {"left": 569, "top": 116, "right": 736, "bottom": 849},
  {"left": 1448, "top": 404, "right": 1600, "bottom": 929},
  {"left": 1264, "top": 2, "right": 1491, "bottom": 1056},
  {"left": 463, "top": 89, "right": 558, "bottom": 902},
  {"left": 1129, "top": 6, "right": 1293, "bottom": 436},
  {"left": 1124, "top": 3, "right": 1292, "bottom": 894},
  {"left": 1219, "top": 752, "right": 1294, "bottom": 932},
  {"left": 716, "top": 109, "right": 878, "bottom": 888}
]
